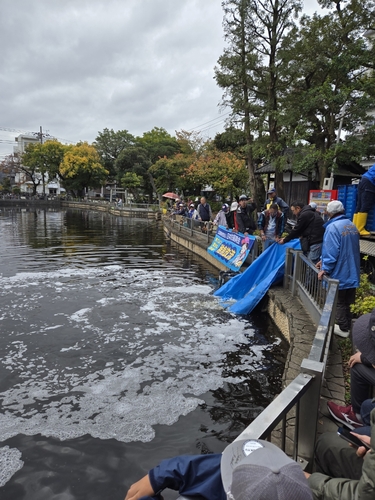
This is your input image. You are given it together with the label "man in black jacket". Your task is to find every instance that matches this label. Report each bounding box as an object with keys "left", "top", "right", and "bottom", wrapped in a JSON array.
[
  {"left": 278, "top": 201, "right": 324, "bottom": 264},
  {"left": 236, "top": 194, "right": 257, "bottom": 235}
]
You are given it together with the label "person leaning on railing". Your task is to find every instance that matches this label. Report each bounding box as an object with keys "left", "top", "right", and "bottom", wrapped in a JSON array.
[{"left": 124, "top": 438, "right": 312, "bottom": 500}]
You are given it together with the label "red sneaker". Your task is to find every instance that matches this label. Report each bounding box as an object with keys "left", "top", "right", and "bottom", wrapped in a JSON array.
[{"left": 327, "top": 401, "right": 363, "bottom": 430}]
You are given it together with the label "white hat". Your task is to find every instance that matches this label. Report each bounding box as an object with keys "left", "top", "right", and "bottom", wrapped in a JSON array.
[
  {"left": 326, "top": 200, "right": 344, "bottom": 214},
  {"left": 230, "top": 201, "right": 238, "bottom": 211},
  {"left": 221, "top": 439, "right": 312, "bottom": 500}
]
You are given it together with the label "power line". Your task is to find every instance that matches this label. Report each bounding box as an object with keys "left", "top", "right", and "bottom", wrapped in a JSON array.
[{"left": 185, "top": 111, "right": 231, "bottom": 132}]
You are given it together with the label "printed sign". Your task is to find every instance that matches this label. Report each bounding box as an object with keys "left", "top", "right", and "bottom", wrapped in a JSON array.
[{"left": 207, "top": 226, "right": 255, "bottom": 271}]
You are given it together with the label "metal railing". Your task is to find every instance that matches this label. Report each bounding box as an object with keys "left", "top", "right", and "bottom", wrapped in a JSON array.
[
  {"left": 165, "top": 214, "right": 262, "bottom": 265},
  {"left": 233, "top": 251, "right": 339, "bottom": 471}
]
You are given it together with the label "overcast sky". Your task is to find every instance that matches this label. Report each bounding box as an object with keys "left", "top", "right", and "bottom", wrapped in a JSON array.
[{"left": 0, "top": 0, "right": 323, "bottom": 159}]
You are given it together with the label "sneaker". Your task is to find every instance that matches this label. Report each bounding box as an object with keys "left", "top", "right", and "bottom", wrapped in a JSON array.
[
  {"left": 334, "top": 324, "right": 350, "bottom": 338},
  {"left": 327, "top": 401, "right": 363, "bottom": 430}
]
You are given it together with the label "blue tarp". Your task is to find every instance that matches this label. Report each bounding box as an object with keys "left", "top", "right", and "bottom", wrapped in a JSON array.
[{"left": 213, "top": 240, "right": 301, "bottom": 314}]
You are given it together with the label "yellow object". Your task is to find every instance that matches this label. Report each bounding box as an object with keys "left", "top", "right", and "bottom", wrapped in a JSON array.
[
  {"left": 356, "top": 212, "right": 371, "bottom": 236},
  {"left": 352, "top": 213, "right": 358, "bottom": 225}
]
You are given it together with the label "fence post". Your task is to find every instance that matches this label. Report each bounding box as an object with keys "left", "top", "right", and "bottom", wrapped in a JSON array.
[
  {"left": 284, "top": 248, "right": 292, "bottom": 289},
  {"left": 297, "top": 358, "right": 324, "bottom": 471}
]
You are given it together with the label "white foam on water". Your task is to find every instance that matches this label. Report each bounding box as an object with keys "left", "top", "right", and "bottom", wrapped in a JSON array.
[
  {"left": 0, "top": 446, "right": 24, "bottom": 487},
  {"left": 0, "top": 265, "right": 265, "bottom": 446}
]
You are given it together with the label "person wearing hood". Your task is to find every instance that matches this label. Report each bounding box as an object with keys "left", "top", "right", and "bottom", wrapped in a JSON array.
[
  {"left": 317, "top": 200, "right": 360, "bottom": 337},
  {"left": 278, "top": 201, "right": 325, "bottom": 264}
]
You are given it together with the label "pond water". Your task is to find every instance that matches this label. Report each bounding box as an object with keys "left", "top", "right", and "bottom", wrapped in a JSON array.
[{"left": 0, "top": 208, "right": 288, "bottom": 500}]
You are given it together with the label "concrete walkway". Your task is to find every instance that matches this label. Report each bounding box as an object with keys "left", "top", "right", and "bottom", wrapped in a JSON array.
[{"left": 267, "top": 287, "right": 346, "bottom": 439}]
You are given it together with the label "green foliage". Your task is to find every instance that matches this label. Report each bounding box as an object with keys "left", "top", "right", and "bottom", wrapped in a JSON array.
[
  {"left": 60, "top": 142, "right": 109, "bottom": 197},
  {"left": 120, "top": 172, "right": 142, "bottom": 190},
  {"left": 350, "top": 273, "right": 375, "bottom": 317},
  {"left": 94, "top": 128, "right": 135, "bottom": 179},
  {"left": 136, "top": 127, "right": 180, "bottom": 164}
]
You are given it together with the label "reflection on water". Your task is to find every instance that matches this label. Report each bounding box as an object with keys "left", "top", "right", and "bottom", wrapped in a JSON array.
[{"left": 0, "top": 208, "right": 288, "bottom": 500}]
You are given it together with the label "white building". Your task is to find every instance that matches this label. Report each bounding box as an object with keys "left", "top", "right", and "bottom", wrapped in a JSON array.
[{"left": 13, "top": 134, "right": 65, "bottom": 196}]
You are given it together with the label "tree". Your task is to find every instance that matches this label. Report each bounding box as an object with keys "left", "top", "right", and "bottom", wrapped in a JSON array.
[
  {"left": 59, "top": 142, "right": 109, "bottom": 197},
  {"left": 21, "top": 140, "right": 67, "bottom": 195},
  {"left": 215, "top": 0, "right": 303, "bottom": 206},
  {"left": 149, "top": 154, "right": 195, "bottom": 195},
  {"left": 136, "top": 127, "right": 180, "bottom": 164},
  {"left": 185, "top": 149, "right": 248, "bottom": 200},
  {"left": 120, "top": 172, "right": 143, "bottom": 198},
  {"left": 94, "top": 128, "right": 135, "bottom": 179},
  {"left": 281, "top": 0, "right": 375, "bottom": 184}
]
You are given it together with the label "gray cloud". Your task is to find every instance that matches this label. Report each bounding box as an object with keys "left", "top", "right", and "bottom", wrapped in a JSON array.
[{"left": 0, "top": 0, "right": 321, "bottom": 158}]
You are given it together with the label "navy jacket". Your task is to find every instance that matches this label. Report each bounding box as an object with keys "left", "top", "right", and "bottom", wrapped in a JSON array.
[{"left": 141, "top": 453, "right": 225, "bottom": 500}]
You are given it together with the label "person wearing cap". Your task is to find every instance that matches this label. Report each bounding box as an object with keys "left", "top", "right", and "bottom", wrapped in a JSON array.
[
  {"left": 353, "top": 162, "right": 375, "bottom": 236},
  {"left": 258, "top": 203, "right": 285, "bottom": 250},
  {"left": 236, "top": 195, "right": 257, "bottom": 235},
  {"left": 226, "top": 201, "right": 239, "bottom": 230},
  {"left": 327, "top": 307, "right": 375, "bottom": 430},
  {"left": 214, "top": 204, "right": 230, "bottom": 228},
  {"left": 175, "top": 202, "right": 187, "bottom": 216},
  {"left": 306, "top": 408, "right": 375, "bottom": 500},
  {"left": 187, "top": 203, "right": 200, "bottom": 229},
  {"left": 278, "top": 201, "right": 324, "bottom": 264},
  {"left": 263, "top": 188, "right": 289, "bottom": 216},
  {"left": 124, "top": 439, "right": 312, "bottom": 500},
  {"left": 317, "top": 200, "right": 360, "bottom": 337}
]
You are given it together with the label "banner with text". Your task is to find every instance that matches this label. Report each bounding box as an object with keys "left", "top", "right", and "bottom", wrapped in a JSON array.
[{"left": 207, "top": 226, "right": 255, "bottom": 271}]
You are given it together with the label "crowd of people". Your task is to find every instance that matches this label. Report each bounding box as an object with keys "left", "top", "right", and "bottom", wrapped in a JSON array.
[{"left": 151, "top": 185, "right": 375, "bottom": 500}]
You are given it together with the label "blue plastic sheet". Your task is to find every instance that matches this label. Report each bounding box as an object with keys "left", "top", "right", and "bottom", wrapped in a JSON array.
[{"left": 214, "top": 240, "right": 301, "bottom": 314}]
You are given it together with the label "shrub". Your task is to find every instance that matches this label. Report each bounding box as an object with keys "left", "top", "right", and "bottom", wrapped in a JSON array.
[{"left": 350, "top": 273, "right": 375, "bottom": 317}]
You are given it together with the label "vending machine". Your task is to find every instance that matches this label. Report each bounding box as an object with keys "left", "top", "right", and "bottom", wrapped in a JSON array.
[{"left": 308, "top": 190, "right": 338, "bottom": 214}]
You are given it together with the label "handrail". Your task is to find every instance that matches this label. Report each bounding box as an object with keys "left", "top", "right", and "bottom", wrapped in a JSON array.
[
  {"left": 165, "top": 215, "right": 262, "bottom": 264},
  {"left": 230, "top": 252, "right": 338, "bottom": 470}
]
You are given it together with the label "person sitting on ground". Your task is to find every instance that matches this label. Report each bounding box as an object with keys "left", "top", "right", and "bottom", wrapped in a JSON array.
[
  {"left": 327, "top": 307, "right": 375, "bottom": 430},
  {"left": 236, "top": 194, "right": 257, "bottom": 235},
  {"left": 258, "top": 203, "right": 285, "bottom": 250},
  {"left": 125, "top": 438, "right": 312, "bottom": 500},
  {"left": 214, "top": 204, "right": 229, "bottom": 228},
  {"left": 263, "top": 188, "right": 289, "bottom": 215},
  {"left": 306, "top": 408, "right": 375, "bottom": 500},
  {"left": 278, "top": 200, "right": 325, "bottom": 264},
  {"left": 226, "top": 201, "right": 238, "bottom": 230}
]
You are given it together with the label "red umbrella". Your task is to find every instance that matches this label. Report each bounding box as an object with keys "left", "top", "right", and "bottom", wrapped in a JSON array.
[{"left": 162, "top": 192, "right": 180, "bottom": 200}]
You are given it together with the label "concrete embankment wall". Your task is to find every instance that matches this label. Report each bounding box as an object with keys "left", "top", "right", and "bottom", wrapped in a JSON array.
[{"left": 61, "top": 201, "right": 161, "bottom": 219}]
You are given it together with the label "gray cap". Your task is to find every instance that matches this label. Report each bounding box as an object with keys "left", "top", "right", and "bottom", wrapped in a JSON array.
[
  {"left": 239, "top": 194, "right": 248, "bottom": 201},
  {"left": 352, "top": 308, "right": 375, "bottom": 364},
  {"left": 326, "top": 200, "right": 345, "bottom": 214},
  {"left": 221, "top": 439, "right": 312, "bottom": 500}
]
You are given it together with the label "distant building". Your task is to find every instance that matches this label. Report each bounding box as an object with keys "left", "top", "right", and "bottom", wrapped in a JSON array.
[{"left": 13, "top": 134, "right": 65, "bottom": 196}]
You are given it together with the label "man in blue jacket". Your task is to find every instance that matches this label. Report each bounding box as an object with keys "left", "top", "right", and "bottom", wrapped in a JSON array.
[
  {"left": 317, "top": 200, "right": 360, "bottom": 337},
  {"left": 124, "top": 438, "right": 312, "bottom": 500}
]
